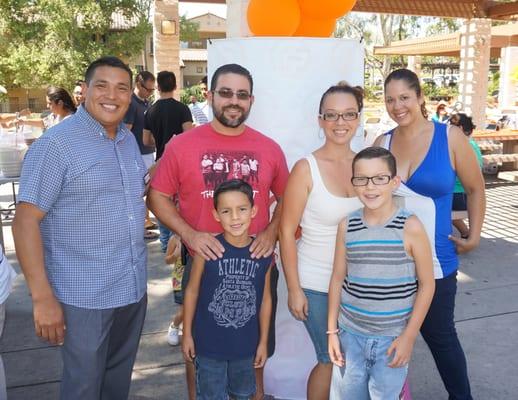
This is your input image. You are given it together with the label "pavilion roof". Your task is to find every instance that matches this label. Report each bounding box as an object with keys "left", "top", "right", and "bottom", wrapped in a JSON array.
[
  {"left": 373, "top": 22, "right": 518, "bottom": 57},
  {"left": 179, "top": 0, "right": 518, "bottom": 20}
]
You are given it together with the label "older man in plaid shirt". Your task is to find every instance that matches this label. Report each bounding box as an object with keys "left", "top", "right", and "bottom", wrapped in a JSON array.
[{"left": 13, "top": 56, "right": 148, "bottom": 400}]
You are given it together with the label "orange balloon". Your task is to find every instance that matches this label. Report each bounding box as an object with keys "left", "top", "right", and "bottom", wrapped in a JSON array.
[
  {"left": 247, "top": 0, "right": 300, "bottom": 36},
  {"left": 293, "top": 15, "right": 336, "bottom": 37},
  {"left": 298, "top": 0, "right": 357, "bottom": 20}
]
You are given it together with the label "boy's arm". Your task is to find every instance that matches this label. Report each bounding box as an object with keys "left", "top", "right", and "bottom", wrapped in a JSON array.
[
  {"left": 254, "top": 264, "right": 273, "bottom": 368},
  {"left": 328, "top": 219, "right": 348, "bottom": 367},
  {"left": 181, "top": 254, "right": 205, "bottom": 362},
  {"left": 387, "top": 215, "right": 435, "bottom": 368}
]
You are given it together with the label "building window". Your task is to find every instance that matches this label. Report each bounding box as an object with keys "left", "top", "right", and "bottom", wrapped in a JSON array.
[
  {"left": 135, "top": 65, "right": 144, "bottom": 73},
  {"left": 28, "top": 98, "right": 37, "bottom": 111},
  {"left": 149, "top": 37, "right": 154, "bottom": 55},
  {"left": 196, "top": 67, "right": 203, "bottom": 73}
]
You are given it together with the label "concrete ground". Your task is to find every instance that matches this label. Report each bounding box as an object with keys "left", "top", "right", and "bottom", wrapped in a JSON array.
[{"left": 1, "top": 177, "right": 517, "bottom": 399}]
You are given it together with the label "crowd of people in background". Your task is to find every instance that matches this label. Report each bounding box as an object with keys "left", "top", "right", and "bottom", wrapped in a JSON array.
[{"left": 2, "top": 55, "right": 487, "bottom": 400}]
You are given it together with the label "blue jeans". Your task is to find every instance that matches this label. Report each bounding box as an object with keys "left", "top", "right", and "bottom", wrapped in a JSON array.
[
  {"left": 302, "top": 288, "right": 331, "bottom": 363},
  {"left": 331, "top": 330, "right": 407, "bottom": 400},
  {"left": 420, "top": 272, "right": 472, "bottom": 400},
  {"left": 158, "top": 221, "right": 172, "bottom": 253},
  {"left": 195, "top": 355, "right": 256, "bottom": 400}
]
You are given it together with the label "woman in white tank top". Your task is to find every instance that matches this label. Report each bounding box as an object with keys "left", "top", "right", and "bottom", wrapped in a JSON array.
[{"left": 279, "top": 83, "right": 364, "bottom": 399}]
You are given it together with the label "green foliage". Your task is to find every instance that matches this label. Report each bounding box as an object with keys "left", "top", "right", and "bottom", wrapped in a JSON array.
[
  {"left": 488, "top": 71, "right": 500, "bottom": 95},
  {"left": 511, "top": 66, "right": 518, "bottom": 83},
  {"left": 180, "top": 84, "right": 205, "bottom": 105},
  {"left": 422, "top": 84, "right": 458, "bottom": 101},
  {"left": 425, "top": 17, "right": 461, "bottom": 36},
  {"left": 0, "top": 0, "right": 151, "bottom": 91},
  {"left": 180, "top": 15, "right": 200, "bottom": 43}
]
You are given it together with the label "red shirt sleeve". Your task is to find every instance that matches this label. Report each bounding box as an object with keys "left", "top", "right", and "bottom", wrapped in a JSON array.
[
  {"left": 150, "top": 137, "right": 180, "bottom": 196},
  {"left": 270, "top": 141, "right": 290, "bottom": 199}
]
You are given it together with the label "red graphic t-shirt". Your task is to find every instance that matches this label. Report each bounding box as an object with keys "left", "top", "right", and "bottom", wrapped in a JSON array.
[{"left": 151, "top": 123, "right": 289, "bottom": 236}]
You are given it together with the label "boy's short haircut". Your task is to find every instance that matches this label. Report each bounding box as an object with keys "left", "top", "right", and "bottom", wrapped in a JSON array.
[
  {"left": 352, "top": 146, "right": 397, "bottom": 177},
  {"left": 213, "top": 179, "right": 254, "bottom": 209}
]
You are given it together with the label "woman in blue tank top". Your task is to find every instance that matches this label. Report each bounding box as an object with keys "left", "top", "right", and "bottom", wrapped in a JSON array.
[{"left": 375, "top": 69, "right": 485, "bottom": 400}]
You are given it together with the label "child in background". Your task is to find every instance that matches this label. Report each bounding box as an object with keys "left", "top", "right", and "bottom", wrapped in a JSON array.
[
  {"left": 328, "top": 147, "right": 435, "bottom": 399},
  {"left": 165, "top": 235, "right": 184, "bottom": 346},
  {"left": 449, "top": 113, "right": 483, "bottom": 238},
  {"left": 182, "top": 179, "right": 273, "bottom": 400}
]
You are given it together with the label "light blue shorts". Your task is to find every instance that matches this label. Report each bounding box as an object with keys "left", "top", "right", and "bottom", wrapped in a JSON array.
[
  {"left": 331, "top": 330, "right": 408, "bottom": 400},
  {"left": 302, "top": 288, "right": 331, "bottom": 364}
]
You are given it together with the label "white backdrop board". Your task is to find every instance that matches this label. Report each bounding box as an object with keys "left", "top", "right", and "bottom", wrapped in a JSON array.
[{"left": 208, "top": 38, "right": 365, "bottom": 399}]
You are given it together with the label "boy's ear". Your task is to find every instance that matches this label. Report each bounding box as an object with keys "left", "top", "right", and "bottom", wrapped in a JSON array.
[
  {"left": 251, "top": 205, "right": 258, "bottom": 218},
  {"left": 392, "top": 175, "right": 401, "bottom": 191},
  {"left": 212, "top": 208, "right": 221, "bottom": 222}
]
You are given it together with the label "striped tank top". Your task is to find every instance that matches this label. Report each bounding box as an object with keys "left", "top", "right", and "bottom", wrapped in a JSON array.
[{"left": 339, "top": 207, "right": 417, "bottom": 337}]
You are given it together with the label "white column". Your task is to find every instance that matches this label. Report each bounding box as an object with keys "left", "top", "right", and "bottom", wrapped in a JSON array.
[
  {"left": 226, "top": 0, "right": 251, "bottom": 38},
  {"left": 458, "top": 19, "right": 491, "bottom": 129},
  {"left": 498, "top": 46, "right": 518, "bottom": 109},
  {"left": 407, "top": 55, "right": 422, "bottom": 76},
  {"left": 153, "top": 0, "right": 182, "bottom": 90}
]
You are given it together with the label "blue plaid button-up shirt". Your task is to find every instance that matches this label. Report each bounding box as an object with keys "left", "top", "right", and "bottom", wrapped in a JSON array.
[{"left": 18, "top": 106, "right": 147, "bottom": 309}]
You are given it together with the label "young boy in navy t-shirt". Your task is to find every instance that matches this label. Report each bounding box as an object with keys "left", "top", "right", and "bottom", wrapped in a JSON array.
[{"left": 182, "top": 179, "right": 273, "bottom": 400}]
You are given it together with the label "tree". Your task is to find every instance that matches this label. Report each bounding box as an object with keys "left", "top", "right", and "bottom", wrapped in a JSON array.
[
  {"left": 179, "top": 15, "right": 200, "bottom": 43},
  {"left": 0, "top": 0, "right": 151, "bottom": 90}
]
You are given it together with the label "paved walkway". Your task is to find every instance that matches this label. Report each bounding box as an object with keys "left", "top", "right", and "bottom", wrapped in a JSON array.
[{"left": 1, "top": 178, "right": 517, "bottom": 399}]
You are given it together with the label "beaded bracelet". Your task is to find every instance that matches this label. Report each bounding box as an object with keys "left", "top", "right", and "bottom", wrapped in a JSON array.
[{"left": 326, "top": 329, "right": 339, "bottom": 335}]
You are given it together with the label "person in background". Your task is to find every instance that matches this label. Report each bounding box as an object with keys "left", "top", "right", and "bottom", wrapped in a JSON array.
[
  {"left": 376, "top": 68, "right": 485, "bottom": 400},
  {"left": 72, "top": 80, "right": 85, "bottom": 107},
  {"left": 431, "top": 102, "right": 449, "bottom": 123},
  {"left": 124, "top": 70, "right": 158, "bottom": 239},
  {"left": 18, "top": 86, "right": 76, "bottom": 131},
  {"left": 449, "top": 113, "right": 483, "bottom": 238},
  {"left": 13, "top": 56, "right": 148, "bottom": 399},
  {"left": 190, "top": 76, "right": 209, "bottom": 126},
  {"left": 279, "top": 82, "right": 363, "bottom": 400},
  {"left": 143, "top": 70, "right": 193, "bottom": 252},
  {"left": 0, "top": 247, "right": 17, "bottom": 400}
]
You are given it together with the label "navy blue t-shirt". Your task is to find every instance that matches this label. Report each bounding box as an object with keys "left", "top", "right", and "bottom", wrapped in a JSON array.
[
  {"left": 123, "top": 93, "right": 155, "bottom": 155},
  {"left": 194, "top": 234, "right": 272, "bottom": 360}
]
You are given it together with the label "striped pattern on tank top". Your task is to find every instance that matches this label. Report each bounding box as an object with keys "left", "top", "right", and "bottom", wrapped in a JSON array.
[{"left": 339, "top": 207, "right": 417, "bottom": 337}]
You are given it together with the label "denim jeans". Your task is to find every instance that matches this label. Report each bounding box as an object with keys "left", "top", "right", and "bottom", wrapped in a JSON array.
[
  {"left": 302, "top": 288, "right": 331, "bottom": 363},
  {"left": 330, "top": 330, "right": 407, "bottom": 400},
  {"left": 420, "top": 272, "right": 472, "bottom": 400},
  {"left": 195, "top": 355, "right": 256, "bottom": 400},
  {"left": 158, "top": 221, "right": 172, "bottom": 253}
]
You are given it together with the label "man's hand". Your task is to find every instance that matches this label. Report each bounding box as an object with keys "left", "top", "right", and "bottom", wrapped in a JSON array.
[
  {"left": 184, "top": 230, "right": 224, "bottom": 261},
  {"left": 287, "top": 288, "right": 308, "bottom": 321},
  {"left": 33, "top": 295, "right": 66, "bottom": 345},
  {"left": 250, "top": 226, "right": 277, "bottom": 259}
]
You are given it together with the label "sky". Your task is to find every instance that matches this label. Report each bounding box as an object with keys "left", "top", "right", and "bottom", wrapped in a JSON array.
[{"left": 179, "top": 2, "right": 227, "bottom": 19}]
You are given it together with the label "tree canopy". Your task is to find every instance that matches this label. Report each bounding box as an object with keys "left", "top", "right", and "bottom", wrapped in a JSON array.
[{"left": 0, "top": 0, "right": 151, "bottom": 90}]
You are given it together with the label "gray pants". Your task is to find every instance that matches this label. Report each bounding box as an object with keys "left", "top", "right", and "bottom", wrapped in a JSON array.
[{"left": 60, "top": 294, "right": 147, "bottom": 400}]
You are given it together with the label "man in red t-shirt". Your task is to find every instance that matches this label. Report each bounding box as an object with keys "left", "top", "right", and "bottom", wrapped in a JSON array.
[{"left": 148, "top": 63, "right": 289, "bottom": 400}]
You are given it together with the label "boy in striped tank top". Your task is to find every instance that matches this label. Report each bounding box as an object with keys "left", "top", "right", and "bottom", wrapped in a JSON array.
[{"left": 328, "top": 147, "right": 435, "bottom": 399}]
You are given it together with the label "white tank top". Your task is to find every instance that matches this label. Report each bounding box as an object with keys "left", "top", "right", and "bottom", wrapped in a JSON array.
[{"left": 297, "top": 154, "right": 362, "bottom": 293}]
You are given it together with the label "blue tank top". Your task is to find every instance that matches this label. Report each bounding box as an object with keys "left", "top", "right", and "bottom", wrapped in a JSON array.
[
  {"left": 385, "top": 121, "right": 458, "bottom": 277},
  {"left": 193, "top": 234, "right": 272, "bottom": 360}
]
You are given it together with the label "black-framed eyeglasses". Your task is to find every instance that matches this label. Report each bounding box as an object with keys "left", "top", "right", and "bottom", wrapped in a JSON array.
[
  {"left": 213, "top": 88, "right": 251, "bottom": 101},
  {"left": 351, "top": 175, "right": 392, "bottom": 187},
  {"left": 141, "top": 84, "right": 155, "bottom": 92},
  {"left": 320, "top": 111, "right": 359, "bottom": 122}
]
